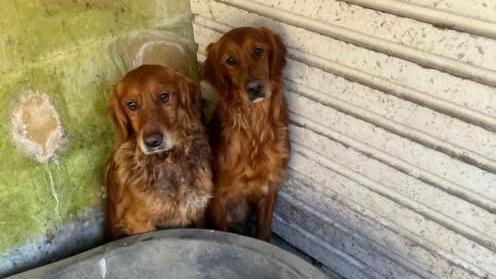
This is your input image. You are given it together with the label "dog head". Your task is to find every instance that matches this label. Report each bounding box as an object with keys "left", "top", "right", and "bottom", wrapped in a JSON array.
[
  {"left": 203, "top": 27, "right": 286, "bottom": 105},
  {"left": 109, "top": 64, "right": 198, "bottom": 154}
]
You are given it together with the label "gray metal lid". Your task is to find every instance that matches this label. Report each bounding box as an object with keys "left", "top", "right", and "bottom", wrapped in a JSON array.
[{"left": 9, "top": 229, "right": 327, "bottom": 279}]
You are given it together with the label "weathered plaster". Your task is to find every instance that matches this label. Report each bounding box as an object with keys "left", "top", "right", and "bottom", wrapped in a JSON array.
[
  {"left": 0, "top": 0, "right": 198, "bottom": 276},
  {"left": 191, "top": 0, "right": 496, "bottom": 278}
]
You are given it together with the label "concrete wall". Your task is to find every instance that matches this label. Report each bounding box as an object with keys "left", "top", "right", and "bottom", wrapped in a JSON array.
[
  {"left": 0, "top": 1, "right": 198, "bottom": 276},
  {"left": 191, "top": 1, "right": 496, "bottom": 278}
]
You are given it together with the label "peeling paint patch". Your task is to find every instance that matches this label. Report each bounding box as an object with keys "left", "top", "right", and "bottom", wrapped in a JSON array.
[{"left": 10, "top": 92, "right": 65, "bottom": 163}]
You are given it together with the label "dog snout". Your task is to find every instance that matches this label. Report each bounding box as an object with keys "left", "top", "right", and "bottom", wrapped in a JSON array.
[
  {"left": 245, "top": 80, "right": 265, "bottom": 101},
  {"left": 144, "top": 132, "right": 163, "bottom": 148}
]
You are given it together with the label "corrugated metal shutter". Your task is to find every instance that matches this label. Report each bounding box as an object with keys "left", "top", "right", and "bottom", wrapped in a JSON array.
[{"left": 190, "top": 1, "right": 496, "bottom": 278}]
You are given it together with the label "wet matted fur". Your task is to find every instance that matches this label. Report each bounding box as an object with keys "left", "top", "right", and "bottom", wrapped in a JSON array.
[{"left": 105, "top": 65, "right": 213, "bottom": 239}]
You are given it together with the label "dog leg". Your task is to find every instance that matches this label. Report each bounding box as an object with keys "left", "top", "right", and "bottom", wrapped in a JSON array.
[
  {"left": 191, "top": 215, "right": 206, "bottom": 229},
  {"left": 125, "top": 213, "right": 155, "bottom": 235},
  {"left": 207, "top": 195, "right": 230, "bottom": 231},
  {"left": 256, "top": 186, "right": 278, "bottom": 242}
]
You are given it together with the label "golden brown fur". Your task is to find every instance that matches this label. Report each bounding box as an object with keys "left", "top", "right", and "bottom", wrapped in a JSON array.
[
  {"left": 106, "top": 64, "right": 213, "bottom": 240},
  {"left": 203, "top": 27, "right": 290, "bottom": 241}
]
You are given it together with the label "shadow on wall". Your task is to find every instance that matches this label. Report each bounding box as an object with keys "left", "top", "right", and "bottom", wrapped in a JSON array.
[{"left": 0, "top": 0, "right": 200, "bottom": 276}]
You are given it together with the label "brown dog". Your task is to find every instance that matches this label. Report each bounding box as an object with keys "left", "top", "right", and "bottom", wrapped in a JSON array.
[
  {"left": 105, "top": 64, "right": 213, "bottom": 239},
  {"left": 203, "top": 27, "right": 290, "bottom": 241}
]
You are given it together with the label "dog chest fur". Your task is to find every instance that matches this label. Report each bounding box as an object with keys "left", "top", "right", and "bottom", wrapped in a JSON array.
[{"left": 108, "top": 130, "right": 212, "bottom": 232}]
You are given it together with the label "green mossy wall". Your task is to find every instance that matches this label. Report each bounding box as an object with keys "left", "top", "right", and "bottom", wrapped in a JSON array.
[{"left": 0, "top": 0, "right": 198, "bottom": 275}]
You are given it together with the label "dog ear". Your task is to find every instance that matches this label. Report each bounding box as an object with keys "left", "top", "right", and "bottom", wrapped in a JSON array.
[
  {"left": 259, "top": 27, "right": 287, "bottom": 79},
  {"left": 109, "top": 86, "right": 129, "bottom": 144},
  {"left": 180, "top": 77, "right": 200, "bottom": 121},
  {"left": 203, "top": 42, "right": 227, "bottom": 94}
]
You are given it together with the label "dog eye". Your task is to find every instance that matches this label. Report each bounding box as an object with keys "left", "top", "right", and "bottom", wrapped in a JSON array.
[
  {"left": 126, "top": 101, "right": 138, "bottom": 111},
  {"left": 254, "top": 47, "right": 264, "bottom": 57},
  {"left": 159, "top": 92, "right": 170, "bottom": 103},
  {"left": 225, "top": 56, "right": 237, "bottom": 66}
]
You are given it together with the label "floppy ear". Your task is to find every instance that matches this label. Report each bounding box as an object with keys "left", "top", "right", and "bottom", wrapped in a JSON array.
[
  {"left": 109, "top": 87, "right": 129, "bottom": 144},
  {"left": 179, "top": 77, "right": 200, "bottom": 121},
  {"left": 203, "top": 42, "right": 227, "bottom": 94},
  {"left": 259, "top": 27, "right": 287, "bottom": 79}
]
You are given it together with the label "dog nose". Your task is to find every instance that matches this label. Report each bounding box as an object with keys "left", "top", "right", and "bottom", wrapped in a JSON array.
[
  {"left": 144, "top": 133, "right": 163, "bottom": 148},
  {"left": 245, "top": 80, "right": 265, "bottom": 99}
]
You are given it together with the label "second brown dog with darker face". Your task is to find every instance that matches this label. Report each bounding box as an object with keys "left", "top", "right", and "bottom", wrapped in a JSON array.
[
  {"left": 203, "top": 27, "right": 290, "bottom": 241},
  {"left": 106, "top": 65, "right": 213, "bottom": 240}
]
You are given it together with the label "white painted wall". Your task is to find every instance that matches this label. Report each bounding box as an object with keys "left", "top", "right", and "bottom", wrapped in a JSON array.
[{"left": 190, "top": 1, "right": 496, "bottom": 278}]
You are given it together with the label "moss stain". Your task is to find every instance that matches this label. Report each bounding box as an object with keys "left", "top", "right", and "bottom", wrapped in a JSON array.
[{"left": 0, "top": 0, "right": 197, "bottom": 263}]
